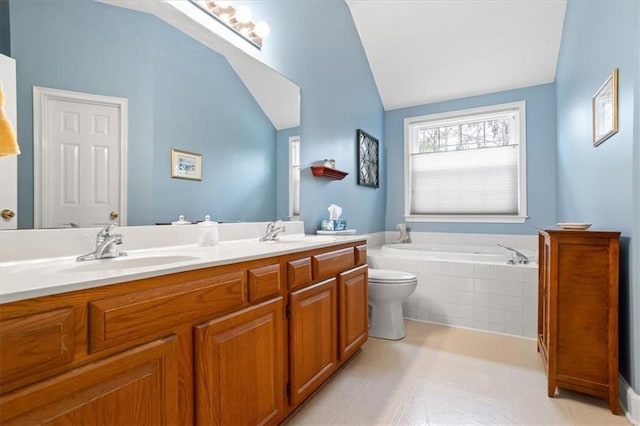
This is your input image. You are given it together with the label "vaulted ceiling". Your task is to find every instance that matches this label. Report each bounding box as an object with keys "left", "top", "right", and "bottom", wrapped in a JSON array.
[{"left": 346, "top": 0, "right": 567, "bottom": 111}]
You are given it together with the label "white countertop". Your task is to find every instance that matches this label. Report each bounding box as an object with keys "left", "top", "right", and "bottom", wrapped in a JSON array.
[{"left": 0, "top": 234, "right": 368, "bottom": 304}]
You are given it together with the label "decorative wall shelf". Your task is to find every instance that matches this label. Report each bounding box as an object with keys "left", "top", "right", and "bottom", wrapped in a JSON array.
[{"left": 310, "top": 166, "right": 348, "bottom": 180}]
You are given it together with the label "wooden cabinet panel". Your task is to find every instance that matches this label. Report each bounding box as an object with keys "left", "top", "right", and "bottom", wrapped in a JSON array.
[
  {"left": 312, "top": 248, "right": 354, "bottom": 281},
  {"left": 195, "top": 298, "right": 285, "bottom": 426},
  {"left": 248, "top": 264, "right": 281, "bottom": 302},
  {"left": 0, "top": 335, "right": 178, "bottom": 425},
  {"left": 354, "top": 244, "right": 367, "bottom": 266},
  {"left": 289, "top": 279, "right": 337, "bottom": 407},
  {"left": 89, "top": 271, "right": 246, "bottom": 352},
  {"left": 537, "top": 229, "right": 620, "bottom": 414},
  {"left": 0, "top": 307, "right": 74, "bottom": 386},
  {"left": 287, "top": 258, "right": 312, "bottom": 290},
  {"left": 338, "top": 266, "right": 368, "bottom": 361}
]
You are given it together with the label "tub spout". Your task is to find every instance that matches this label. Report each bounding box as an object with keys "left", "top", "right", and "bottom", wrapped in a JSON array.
[
  {"left": 497, "top": 243, "right": 529, "bottom": 264},
  {"left": 392, "top": 223, "right": 410, "bottom": 244}
]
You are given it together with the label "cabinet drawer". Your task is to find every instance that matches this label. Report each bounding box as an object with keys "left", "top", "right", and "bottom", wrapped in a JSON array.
[
  {"left": 89, "top": 271, "right": 247, "bottom": 352},
  {"left": 248, "top": 264, "right": 281, "bottom": 302},
  {"left": 355, "top": 244, "right": 367, "bottom": 266},
  {"left": 0, "top": 307, "right": 74, "bottom": 385},
  {"left": 312, "top": 248, "right": 355, "bottom": 281},
  {"left": 288, "top": 258, "right": 312, "bottom": 290}
]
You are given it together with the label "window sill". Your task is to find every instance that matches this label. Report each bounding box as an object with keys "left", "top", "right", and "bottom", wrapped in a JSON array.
[{"left": 404, "top": 215, "right": 528, "bottom": 224}]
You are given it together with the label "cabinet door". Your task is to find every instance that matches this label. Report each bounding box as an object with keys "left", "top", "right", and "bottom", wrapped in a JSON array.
[
  {"left": 338, "top": 265, "right": 368, "bottom": 361},
  {"left": 195, "top": 297, "right": 285, "bottom": 426},
  {"left": 0, "top": 335, "right": 178, "bottom": 425},
  {"left": 289, "top": 278, "right": 337, "bottom": 407}
]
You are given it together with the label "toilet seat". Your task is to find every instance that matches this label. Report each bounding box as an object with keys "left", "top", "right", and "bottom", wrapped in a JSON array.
[{"left": 368, "top": 268, "right": 416, "bottom": 284}]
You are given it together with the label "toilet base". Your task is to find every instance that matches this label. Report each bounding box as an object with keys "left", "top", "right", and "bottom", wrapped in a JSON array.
[{"left": 368, "top": 301, "right": 407, "bottom": 340}]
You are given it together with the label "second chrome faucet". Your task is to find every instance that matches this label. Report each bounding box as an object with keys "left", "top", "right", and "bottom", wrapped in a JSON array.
[{"left": 260, "top": 221, "right": 286, "bottom": 242}]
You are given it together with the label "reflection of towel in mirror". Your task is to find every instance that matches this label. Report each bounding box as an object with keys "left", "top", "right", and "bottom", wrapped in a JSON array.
[{"left": 0, "top": 88, "right": 20, "bottom": 157}]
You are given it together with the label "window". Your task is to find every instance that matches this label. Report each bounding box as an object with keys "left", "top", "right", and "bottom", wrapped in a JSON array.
[
  {"left": 288, "top": 136, "right": 300, "bottom": 219},
  {"left": 404, "top": 101, "right": 527, "bottom": 223}
]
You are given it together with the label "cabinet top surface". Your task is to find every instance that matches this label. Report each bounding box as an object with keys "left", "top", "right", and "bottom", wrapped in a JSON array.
[
  {"left": 537, "top": 228, "right": 621, "bottom": 237},
  {"left": 0, "top": 235, "right": 367, "bottom": 304}
]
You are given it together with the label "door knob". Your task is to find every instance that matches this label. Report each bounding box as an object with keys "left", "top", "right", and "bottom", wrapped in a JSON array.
[
  {"left": 1, "top": 209, "right": 15, "bottom": 219},
  {"left": 109, "top": 211, "right": 119, "bottom": 219}
]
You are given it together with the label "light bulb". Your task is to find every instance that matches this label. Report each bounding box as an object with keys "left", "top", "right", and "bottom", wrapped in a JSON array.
[
  {"left": 235, "top": 5, "right": 252, "bottom": 23},
  {"left": 219, "top": 12, "right": 231, "bottom": 22},
  {"left": 214, "top": 1, "right": 231, "bottom": 7},
  {"left": 254, "top": 22, "right": 270, "bottom": 38}
]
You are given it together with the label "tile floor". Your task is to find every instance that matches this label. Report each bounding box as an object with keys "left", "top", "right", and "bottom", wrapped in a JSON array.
[{"left": 285, "top": 320, "right": 630, "bottom": 425}]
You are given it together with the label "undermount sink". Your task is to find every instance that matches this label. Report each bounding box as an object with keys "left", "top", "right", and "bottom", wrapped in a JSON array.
[{"left": 62, "top": 254, "right": 201, "bottom": 273}]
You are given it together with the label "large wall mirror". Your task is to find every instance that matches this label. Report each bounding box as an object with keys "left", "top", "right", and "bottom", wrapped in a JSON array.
[{"left": 5, "top": 0, "right": 300, "bottom": 229}]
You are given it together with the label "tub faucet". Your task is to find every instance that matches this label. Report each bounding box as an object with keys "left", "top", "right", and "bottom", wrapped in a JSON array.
[
  {"left": 77, "top": 224, "right": 126, "bottom": 261},
  {"left": 260, "top": 221, "right": 286, "bottom": 242},
  {"left": 497, "top": 243, "right": 529, "bottom": 264},
  {"left": 392, "top": 223, "right": 410, "bottom": 244}
]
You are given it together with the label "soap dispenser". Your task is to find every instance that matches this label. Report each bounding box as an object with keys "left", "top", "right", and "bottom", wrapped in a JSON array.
[{"left": 197, "top": 215, "right": 219, "bottom": 247}]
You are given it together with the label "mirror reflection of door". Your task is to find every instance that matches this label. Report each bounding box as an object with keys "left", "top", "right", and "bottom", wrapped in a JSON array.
[{"left": 34, "top": 87, "right": 127, "bottom": 229}]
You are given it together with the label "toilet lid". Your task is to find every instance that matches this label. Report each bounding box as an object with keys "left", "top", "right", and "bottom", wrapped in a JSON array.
[{"left": 368, "top": 268, "right": 417, "bottom": 284}]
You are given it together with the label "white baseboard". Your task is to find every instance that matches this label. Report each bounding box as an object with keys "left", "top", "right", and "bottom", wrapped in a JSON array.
[{"left": 620, "top": 374, "right": 640, "bottom": 425}]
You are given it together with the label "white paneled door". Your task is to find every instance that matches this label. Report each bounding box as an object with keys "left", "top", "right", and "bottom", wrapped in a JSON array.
[
  {"left": 0, "top": 54, "right": 17, "bottom": 230},
  {"left": 34, "top": 87, "right": 127, "bottom": 228}
]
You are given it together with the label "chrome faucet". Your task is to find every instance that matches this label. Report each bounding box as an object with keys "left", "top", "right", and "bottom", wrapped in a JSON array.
[
  {"left": 260, "top": 221, "right": 286, "bottom": 242},
  {"left": 392, "top": 223, "right": 410, "bottom": 244},
  {"left": 497, "top": 243, "right": 529, "bottom": 264},
  {"left": 77, "top": 224, "right": 126, "bottom": 261}
]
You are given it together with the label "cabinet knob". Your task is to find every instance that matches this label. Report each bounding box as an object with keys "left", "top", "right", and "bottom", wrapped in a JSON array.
[
  {"left": 109, "top": 211, "right": 119, "bottom": 219},
  {"left": 1, "top": 209, "right": 15, "bottom": 219}
]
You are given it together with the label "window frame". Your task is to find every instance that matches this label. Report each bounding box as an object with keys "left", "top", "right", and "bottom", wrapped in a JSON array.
[
  {"left": 288, "top": 135, "right": 301, "bottom": 220},
  {"left": 403, "top": 101, "right": 527, "bottom": 223}
]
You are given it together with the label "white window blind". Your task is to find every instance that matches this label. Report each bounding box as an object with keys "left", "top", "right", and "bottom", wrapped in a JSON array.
[{"left": 404, "top": 101, "right": 527, "bottom": 222}]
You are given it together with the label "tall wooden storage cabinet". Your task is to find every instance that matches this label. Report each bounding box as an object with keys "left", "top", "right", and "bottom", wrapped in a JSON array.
[{"left": 537, "top": 229, "right": 620, "bottom": 414}]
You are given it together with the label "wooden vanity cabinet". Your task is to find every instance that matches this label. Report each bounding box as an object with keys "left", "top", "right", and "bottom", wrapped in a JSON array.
[
  {"left": 289, "top": 278, "right": 338, "bottom": 406},
  {"left": 286, "top": 245, "right": 369, "bottom": 411},
  {"left": 0, "top": 335, "right": 179, "bottom": 425},
  {"left": 537, "top": 229, "right": 620, "bottom": 414},
  {"left": 195, "top": 297, "right": 285, "bottom": 426},
  {"left": 0, "top": 240, "right": 368, "bottom": 425},
  {"left": 338, "top": 265, "right": 368, "bottom": 361}
]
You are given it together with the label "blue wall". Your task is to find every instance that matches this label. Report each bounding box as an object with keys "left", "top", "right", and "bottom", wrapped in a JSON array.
[
  {"left": 384, "top": 84, "right": 557, "bottom": 235},
  {"left": 10, "top": 0, "right": 276, "bottom": 227},
  {"left": 249, "top": 2, "right": 385, "bottom": 234},
  {"left": 556, "top": 0, "right": 639, "bottom": 391}
]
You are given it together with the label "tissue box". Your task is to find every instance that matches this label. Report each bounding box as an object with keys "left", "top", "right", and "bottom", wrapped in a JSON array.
[{"left": 320, "top": 219, "right": 347, "bottom": 231}]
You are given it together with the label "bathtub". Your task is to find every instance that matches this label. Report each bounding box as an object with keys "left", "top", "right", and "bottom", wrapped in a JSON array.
[
  {"left": 368, "top": 236, "right": 539, "bottom": 339},
  {"left": 381, "top": 243, "right": 510, "bottom": 263}
]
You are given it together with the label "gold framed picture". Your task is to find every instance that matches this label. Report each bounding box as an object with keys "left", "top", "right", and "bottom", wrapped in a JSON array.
[
  {"left": 171, "top": 149, "right": 202, "bottom": 181},
  {"left": 592, "top": 68, "right": 618, "bottom": 147}
]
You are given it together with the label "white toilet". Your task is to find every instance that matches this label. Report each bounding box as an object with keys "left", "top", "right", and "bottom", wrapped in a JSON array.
[{"left": 368, "top": 268, "right": 418, "bottom": 340}]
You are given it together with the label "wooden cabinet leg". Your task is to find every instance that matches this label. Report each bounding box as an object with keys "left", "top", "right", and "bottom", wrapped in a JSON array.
[
  {"left": 547, "top": 381, "right": 556, "bottom": 398},
  {"left": 609, "top": 392, "right": 620, "bottom": 415}
]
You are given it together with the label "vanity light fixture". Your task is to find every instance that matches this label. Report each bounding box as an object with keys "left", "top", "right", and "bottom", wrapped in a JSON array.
[{"left": 190, "top": 0, "right": 270, "bottom": 49}]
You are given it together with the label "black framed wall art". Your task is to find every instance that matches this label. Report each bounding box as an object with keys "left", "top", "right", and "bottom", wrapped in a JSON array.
[{"left": 357, "top": 129, "right": 379, "bottom": 188}]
